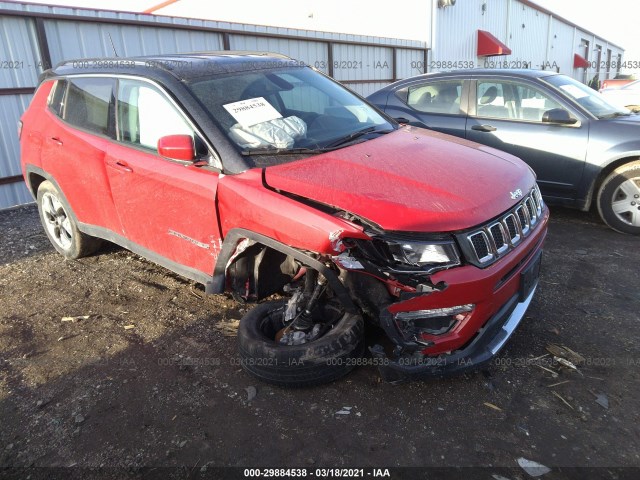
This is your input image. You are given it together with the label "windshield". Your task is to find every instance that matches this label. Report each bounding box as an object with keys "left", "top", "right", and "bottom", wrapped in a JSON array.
[
  {"left": 188, "top": 66, "right": 394, "bottom": 158},
  {"left": 543, "top": 74, "right": 630, "bottom": 118},
  {"left": 621, "top": 80, "right": 640, "bottom": 91}
]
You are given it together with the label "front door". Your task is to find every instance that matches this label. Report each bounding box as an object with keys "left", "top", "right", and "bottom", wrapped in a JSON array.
[
  {"left": 105, "top": 78, "right": 221, "bottom": 279},
  {"left": 466, "top": 78, "right": 589, "bottom": 201}
]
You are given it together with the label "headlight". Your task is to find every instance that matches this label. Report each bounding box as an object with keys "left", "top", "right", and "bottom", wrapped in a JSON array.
[{"left": 385, "top": 240, "right": 461, "bottom": 273}]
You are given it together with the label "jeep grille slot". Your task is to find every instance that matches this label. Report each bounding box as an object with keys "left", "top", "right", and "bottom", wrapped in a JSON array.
[{"left": 458, "top": 185, "right": 544, "bottom": 268}]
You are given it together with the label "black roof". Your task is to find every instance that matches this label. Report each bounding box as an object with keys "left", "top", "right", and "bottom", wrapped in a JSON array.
[{"left": 48, "top": 51, "right": 303, "bottom": 82}]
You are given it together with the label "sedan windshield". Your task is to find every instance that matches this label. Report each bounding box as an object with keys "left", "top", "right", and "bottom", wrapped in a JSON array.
[
  {"left": 188, "top": 66, "right": 394, "bottom": 157},
  {"left": 543, "top": 74, "right": 630, "bottom": 119}
]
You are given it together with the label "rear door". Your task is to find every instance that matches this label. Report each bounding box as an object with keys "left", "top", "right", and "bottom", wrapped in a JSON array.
[
  {"left": 41, "top": 77, "right": 122, "bottom": 233},
  {"left": 381, "top": 78, "right": 469, "bottom": 138},
  {"left": 466, "top": 77, "right": 590, "bottom": 201},
  {"left": 105, "top": 77, "right": 221, "bottom": 279}
]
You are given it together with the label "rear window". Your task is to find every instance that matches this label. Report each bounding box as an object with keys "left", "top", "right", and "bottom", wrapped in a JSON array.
[{"left": 61, "top": 77, "right": 114, "bottom": 136}]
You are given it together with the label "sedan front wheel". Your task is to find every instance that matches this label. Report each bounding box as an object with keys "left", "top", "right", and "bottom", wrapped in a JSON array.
[{"left": 597, "top": 161, "right": 640, "bottom": 235}]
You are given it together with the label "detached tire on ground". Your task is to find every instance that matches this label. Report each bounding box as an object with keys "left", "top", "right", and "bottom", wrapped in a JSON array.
[
  {"left": 36, "top": 180, "right": 102, "bottom": 259},
  {"left": 238, "top": 299, "right": 365, "bottom": 387},
  {"left": 597, "top": 161, "right": 640, "bottom": 235}
]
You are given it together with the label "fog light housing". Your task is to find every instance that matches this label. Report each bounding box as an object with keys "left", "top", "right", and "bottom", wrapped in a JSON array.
[{"left": 394, "top": 304, "right": 474, "bottom": 339}]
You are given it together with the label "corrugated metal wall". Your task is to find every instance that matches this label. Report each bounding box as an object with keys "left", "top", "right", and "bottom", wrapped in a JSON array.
[
  {"left": 0, "top": 13, "right": 41, "bottom": 208},
  {"left": 0, "top": 1, "right": 427, "bottom": 209},
  {"left": 433, "top": 0, "right": 624, "bottom": 81}
]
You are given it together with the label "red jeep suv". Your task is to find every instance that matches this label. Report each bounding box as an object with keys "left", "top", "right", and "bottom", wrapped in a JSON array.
[{"left": 19, "top": 52, "right": 548, "bottom": 386}]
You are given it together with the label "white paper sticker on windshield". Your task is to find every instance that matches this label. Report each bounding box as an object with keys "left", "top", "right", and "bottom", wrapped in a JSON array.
[
  {"left": 559, "top": 85, "right": 588, "bottom": 99},
  {"left": 223, "top": 97, "right": 282, "bottom": 127}
]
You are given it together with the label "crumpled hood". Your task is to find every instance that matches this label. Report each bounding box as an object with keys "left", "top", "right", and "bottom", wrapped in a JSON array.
[{"left": 264, "top": 126, "right": 536, "bottom": 232}]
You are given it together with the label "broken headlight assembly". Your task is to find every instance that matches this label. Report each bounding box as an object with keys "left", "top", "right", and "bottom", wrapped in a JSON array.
[
  {"left": 385, "top": 240, "right": 461, "bottom": 273},
  {"left": 344, "top": 235, "right": 461, "bottom": 276}
]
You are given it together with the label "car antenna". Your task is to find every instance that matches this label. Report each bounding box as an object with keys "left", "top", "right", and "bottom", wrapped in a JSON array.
[{"left": 107, "top": 33, "right": 119, "bottom": 57}]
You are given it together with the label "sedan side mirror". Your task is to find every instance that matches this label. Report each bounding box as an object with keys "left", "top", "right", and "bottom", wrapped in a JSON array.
[
  {"left": 542, "top": 108, "right": 578, "bottom": 125},
  {"left": 157, "top": 135, "right": 195, "bottom": 161}
]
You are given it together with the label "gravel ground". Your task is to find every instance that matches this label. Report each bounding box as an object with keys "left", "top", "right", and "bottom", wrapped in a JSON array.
[{"left": 0, "top": 203, "right": 639, "bottom": 479}]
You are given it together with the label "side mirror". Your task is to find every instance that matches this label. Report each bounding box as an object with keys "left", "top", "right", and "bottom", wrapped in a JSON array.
[
  {"left": 542, "top": 108, "right": 578, "bottom": 125},
  {"left": 157, "top": 135, "right": 195, "bottom": 161}
]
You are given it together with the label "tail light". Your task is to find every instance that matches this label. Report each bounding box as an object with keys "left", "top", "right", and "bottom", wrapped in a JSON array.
[{"left": 17, "top": 120, "right": 23, "bottom": 140}]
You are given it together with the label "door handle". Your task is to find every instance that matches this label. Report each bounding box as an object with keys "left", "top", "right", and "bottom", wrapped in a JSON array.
[
  {"left": 49, "top": 137, "right": 63, "bottom": 146},
  {"left": 108, "top": 160, "right": 133, "bottom": 173},
  {"left": 471, "top": 124, "right": 497, "bottom": 132},
  {"left": 394, "top": 117, "right": 412, "bottom": 124}
]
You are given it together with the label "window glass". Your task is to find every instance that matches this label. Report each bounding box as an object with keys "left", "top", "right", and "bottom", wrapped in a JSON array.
[
  {"left": 48, "top": 79, "right": 67, "bottom": 117},
  {"left": 63, "top": 78, "right": 114, "bottom": 135},
  {"left": 189, "top": 67, "right": 391, "bottom": 154},
  {"left": 544, "top": 74, "right": 628, "bottom": 118},
  {"left": 117, "top": 79, "right": 194, "bottom": 151},
  {"left": 406, "top": 80, "right": 463, "bottom": 114},
  {"left": 476, "top": 80, "right": 565, "bottom": 122},
  {"left": 623, "top": 80, "right": 640, "bottom": 91}
]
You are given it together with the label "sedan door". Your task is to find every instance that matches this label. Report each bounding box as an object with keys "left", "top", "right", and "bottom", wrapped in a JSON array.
[
  {"left": 105, "top": 78, "right": 221, "bottom": 281},
  {"left": 380, "top": 78, "right": 469, "bottom": 138},
  {"left": 466, "top": 78, "right": 590, "bottom": 202}
]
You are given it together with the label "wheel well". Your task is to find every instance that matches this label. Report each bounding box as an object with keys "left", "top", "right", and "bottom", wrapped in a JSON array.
[
  {"left": 27, "top": 172, "right": 46, "bottom": 198},
  {"left": 210, "top": 228, "right": 358, "bottom": 313},
  {"left": 588, "top": 156, "right": 640, "bottom": 211},
  {"left": 227, "top": 241, "right": 299, "bottom": 301}
]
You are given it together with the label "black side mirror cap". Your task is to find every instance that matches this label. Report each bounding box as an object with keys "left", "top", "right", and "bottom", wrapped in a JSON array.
[{"left": 542, "top": 108, "right": 578, "bottom": 125}]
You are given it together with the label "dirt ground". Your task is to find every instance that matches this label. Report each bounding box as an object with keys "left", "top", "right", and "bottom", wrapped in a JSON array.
[{"left": 1, "top": 204, "right": 639, "bottom": 479}]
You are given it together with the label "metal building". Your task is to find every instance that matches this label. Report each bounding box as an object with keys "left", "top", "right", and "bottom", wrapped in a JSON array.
[{"left": 431, "top": 0, "right": 624, "bottom": 84}]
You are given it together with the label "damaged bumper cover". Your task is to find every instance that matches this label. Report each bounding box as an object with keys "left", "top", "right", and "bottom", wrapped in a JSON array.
[
  {"left": 368, "top": 209, "right": 548, "bottom": 383},
  {"left": 371, "top": 281, "right": 538, "bottom": 384}
]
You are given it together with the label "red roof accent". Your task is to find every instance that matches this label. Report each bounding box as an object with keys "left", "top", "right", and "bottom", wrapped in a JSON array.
[
  {"left": 477, "top": 30, "right": 512, "bottom": 57},
  {"left": 573, "top": 54, "right": 590, "bottom": 69}
]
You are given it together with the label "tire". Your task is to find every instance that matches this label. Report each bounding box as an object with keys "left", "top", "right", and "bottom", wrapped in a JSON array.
[
  {"left": 238, "top": 299, "right": 365, "bottom": 387},
  {"left": 597, "top": 161, "right": 640, "bottom": 235},
  {"left": 36, "top": 180, "right": 102, "bottom": 259}
]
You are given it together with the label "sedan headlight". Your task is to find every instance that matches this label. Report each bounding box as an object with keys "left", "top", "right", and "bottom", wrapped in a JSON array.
[{"left": 385, "top": 240, "right": 461, "bottom": 273}]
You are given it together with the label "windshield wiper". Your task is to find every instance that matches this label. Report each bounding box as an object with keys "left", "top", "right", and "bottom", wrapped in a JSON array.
[
  {"left": 598, "top": 111, "right": 631, "bottom": 119},
  {"left": 240, "top": 147, "right": 324, "bottom": 156},
  {"left": 323, "top": 126, "right": 394, "bottom": 149}
]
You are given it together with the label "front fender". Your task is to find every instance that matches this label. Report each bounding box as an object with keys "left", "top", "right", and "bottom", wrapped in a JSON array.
[{"left": 208, "top": 228, "right": 358, "bottom": 313}]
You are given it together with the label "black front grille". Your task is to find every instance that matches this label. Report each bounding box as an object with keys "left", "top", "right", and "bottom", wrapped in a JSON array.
[
  {"left": 516, "top": 206, "right": 528, "bottom": 231},
  {"left": 469, "top": 232, "right": 490, "bottom": 261},
  {"left": 489, "top": 223, "right": 505, "bottom": 248},
  {"left": 504, "top": 215, "right": 518, "bottom": 239},
  {"left": 460, "top": 185, "right": 544, "bottom": 267}
]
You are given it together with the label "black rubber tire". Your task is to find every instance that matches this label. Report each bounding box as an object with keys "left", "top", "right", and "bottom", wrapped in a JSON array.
[
  {"left": 37, "top": 180, "right": 102, "bottom": 259},
  {"left": 597, "top": 161, "right": 640, "bottom": 235},
  {"left": 237, "top": 299, "right": 365, "bottom": 387}
]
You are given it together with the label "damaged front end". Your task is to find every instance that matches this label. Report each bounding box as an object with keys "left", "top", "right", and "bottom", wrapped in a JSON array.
[
  {"left": 216, "top": 184, "right": 547, "bottom": 385},
  {"left": 327, "top": 192, "right": 548, "bottom": 383}
]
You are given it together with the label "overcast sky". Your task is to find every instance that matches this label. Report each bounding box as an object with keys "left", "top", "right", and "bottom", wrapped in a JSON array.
[{"left": 8, "top": 0, "right": 638, "bottom": 70}]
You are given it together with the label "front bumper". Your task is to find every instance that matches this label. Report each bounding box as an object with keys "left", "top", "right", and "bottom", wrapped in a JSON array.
[
  {"left": 371, "top": 278, "right": 538, "bottom": 383},
  {"left": 370, "top": 209, "right": 548, "bottom": 383}
]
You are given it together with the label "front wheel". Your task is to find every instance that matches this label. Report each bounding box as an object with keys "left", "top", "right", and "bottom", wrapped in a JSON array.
[
  {"left": 37, "top": 180, "right": 102, "bottom": 259},
  {"left": 597, "top": 161, "right": 640, "bottom": 235},
  {"left": 237, "top": 299, "right": 365, "bottom": 387}
]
